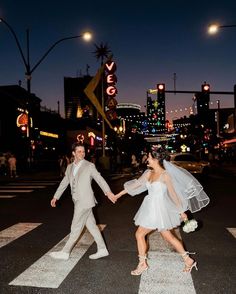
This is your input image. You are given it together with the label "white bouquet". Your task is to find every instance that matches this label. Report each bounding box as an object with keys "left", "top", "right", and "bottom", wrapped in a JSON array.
[{"left": 182, "top": 219, "right": 198, "bottom": 233}]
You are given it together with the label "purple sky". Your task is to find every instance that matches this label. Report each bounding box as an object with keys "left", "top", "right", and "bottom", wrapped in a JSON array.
[{"left": 0, "top": 0, "right": 236, "bottom": 122}]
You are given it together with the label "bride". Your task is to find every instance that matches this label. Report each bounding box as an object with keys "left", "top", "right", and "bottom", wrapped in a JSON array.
[{"left": 115, "top": 148, "right": 210, "bottom": 275}]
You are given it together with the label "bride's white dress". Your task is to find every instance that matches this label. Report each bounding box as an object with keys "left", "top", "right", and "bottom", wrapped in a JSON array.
[
  {"left": 134, "top": 180, "right": 181, "bottom": 230},
  {"left": 124, "top": 164, "right": 210, "bottom": 231}
]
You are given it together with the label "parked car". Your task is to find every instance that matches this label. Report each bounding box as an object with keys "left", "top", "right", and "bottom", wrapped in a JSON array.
[{"left": 170, "top": 153, "right": 210, "bottom": 175}]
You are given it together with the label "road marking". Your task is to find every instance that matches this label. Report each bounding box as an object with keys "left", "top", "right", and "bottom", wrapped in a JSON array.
[
  {"left": 0, "top": 189, "right": 33, "bottom": 193},
  {"left": 8, "top": 182, "right": 58, "bottom": 185},
  {"left": 0, "top": 195, "right": 16, "bottom": 198},
  {"left": 138, "top": 229, "right": 196, "bottom": 294},
  {"left": 9, "top": 224, "right": 106, "bottom": 289},
  {"left": 0, "top": 223, "right": 42, "bottom": 248},
  {"left": 0, "top": 185, "right": 46, "bottom": 189},
  {"left": 227, "top": 228, "right": 236, "bottom": 238}
]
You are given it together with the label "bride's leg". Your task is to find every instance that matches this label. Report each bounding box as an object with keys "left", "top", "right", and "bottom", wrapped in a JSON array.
[
  {"left": 160, "top": 230, "right": 196, "bottom": 272},
  {"left": 131, "top": 226, "right": 152, "bottom": 275}
]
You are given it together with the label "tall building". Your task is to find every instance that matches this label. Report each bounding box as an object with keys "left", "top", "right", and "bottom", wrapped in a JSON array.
[
  {"left": 64, "top": 75, "right": 101, "bottom": 121},
  {"left": 146, "top": 94, "right": 166, "bottom": 134}
]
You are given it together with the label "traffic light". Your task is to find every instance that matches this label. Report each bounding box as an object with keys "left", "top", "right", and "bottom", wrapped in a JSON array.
[
  {"left": 201, "top": 83, "right": 210, "bottom": 102},
  {"left": 19, "top": 124, "right": 28, "bottom": 137},
  {"left": 157, "top": 83, "right": 165, "bottom": 101}
]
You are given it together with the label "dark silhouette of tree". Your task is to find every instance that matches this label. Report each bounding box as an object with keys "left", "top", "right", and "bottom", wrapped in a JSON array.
[{"left": 93, "top": 42, "right": 112, "bottom": 65}]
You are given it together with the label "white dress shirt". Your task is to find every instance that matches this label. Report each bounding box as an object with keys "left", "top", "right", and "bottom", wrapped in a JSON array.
[{"left": 73, "top": 159, "right": 84, "bottom": 177}]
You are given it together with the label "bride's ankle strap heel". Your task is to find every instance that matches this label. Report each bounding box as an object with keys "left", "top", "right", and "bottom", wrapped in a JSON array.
[
  {"left": 131, "top": 255, "right": 149, "bottom": 276},
  {"left": 181, "top": 251, "right": 198, "bottom": 273}
]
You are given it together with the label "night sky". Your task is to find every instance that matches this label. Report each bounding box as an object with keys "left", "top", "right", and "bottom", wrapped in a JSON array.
[{"left": 0, "top": 0, "right": 236, "bottom": 121}]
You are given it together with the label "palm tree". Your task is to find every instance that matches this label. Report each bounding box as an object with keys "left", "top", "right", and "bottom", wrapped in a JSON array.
[
  {"left": 93, "top": 42, "right": 112, "bottom": 65},
  {"left": 92, "top": 42, "right": 112, "bottom": 157}
]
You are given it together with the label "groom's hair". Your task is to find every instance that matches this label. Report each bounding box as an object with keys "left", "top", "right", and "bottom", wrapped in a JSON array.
[{"left": 71, "top": 142, "right": 85, "bottom": 152}]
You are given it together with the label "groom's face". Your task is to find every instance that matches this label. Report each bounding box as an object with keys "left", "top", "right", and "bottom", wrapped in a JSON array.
[{"left": 73, "top": 146, "right": 85, "bottom": 163}]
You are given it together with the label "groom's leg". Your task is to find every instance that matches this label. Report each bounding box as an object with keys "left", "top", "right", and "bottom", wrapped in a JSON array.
[
  {"left": 62, "top": 204, "right": 91, "bottom": 253},
  {"left": 85, "top": 210, "right": 107, "bottom": 250}
]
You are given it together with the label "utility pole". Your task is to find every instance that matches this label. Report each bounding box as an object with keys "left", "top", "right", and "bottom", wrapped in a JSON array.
[
  {"left": 216, "top": 100, "right": 220, "bottom": 137},
  {"left": 234, "top": 84, "right": 236, "bottom": 132},
  {"left": 173, "top": 73, "right": 177, "bottom": 94}
]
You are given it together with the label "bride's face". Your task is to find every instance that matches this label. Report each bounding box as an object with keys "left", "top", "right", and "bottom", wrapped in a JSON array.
[{"left": 147, "top": 153, "right": 157, "bottom": 168}]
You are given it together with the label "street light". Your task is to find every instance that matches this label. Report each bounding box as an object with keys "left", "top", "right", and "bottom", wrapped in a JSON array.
[
  {"left": 208, "top": 23, "right": 236, "bottom": 34},
  {"left": 207, "top": 22, "right": 236, "bottom": 131},
  {"left": 0, "top": 17, "right": 92, "bottom": 93}
]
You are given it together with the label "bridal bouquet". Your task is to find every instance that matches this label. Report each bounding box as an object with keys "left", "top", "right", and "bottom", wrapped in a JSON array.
[{"left": 182, "top": 219, "right": 198, "bottom": 233}]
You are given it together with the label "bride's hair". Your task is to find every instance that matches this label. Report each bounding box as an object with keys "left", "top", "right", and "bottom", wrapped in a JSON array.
[{"left": 149, "top": 147, "right": 170, "bottom": 168}]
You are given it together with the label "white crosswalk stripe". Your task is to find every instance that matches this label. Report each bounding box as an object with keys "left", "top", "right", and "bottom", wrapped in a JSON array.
[
  {"left": 0, "top": 185, "right": 46, "bottom": 188},
  {"left": 0, "top": 195, "right": 16, "bottom": 198},
  {"left": 227, "top": 228, "right": 236, "bottom": 238},
  {"left": 138, "top": 229, "right": 196, "bottom": 294},
  {"left": 0, "top": 189, "right": 33, "bottom": 193},
  {"left": 8, "top": 182, "right": 58, "bottom": 186},
  {"left": 0, "top": 180, "right": 58, "bottom": 198},
  {"left": 0, "top": 223, "right": 42, "bottom": 248},
  {"left": 9, "top": 225, "right": 106, "bottom": 288}
]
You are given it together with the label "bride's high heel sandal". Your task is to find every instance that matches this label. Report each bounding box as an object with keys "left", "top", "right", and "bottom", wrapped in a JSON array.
[
  {"left": 181, "top": 251, "right": 198, "bottom": 273},
  {"left": 131, "top": 255, "right": 149, "bottom": 276}
]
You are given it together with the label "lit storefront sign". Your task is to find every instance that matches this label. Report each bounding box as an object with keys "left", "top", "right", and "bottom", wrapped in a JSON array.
[
  {"left": 40, "top": 131, "right": 59, "bottom": 138},
  {"left": 77, "top": 134, "right": 85, "bottom": 143}
]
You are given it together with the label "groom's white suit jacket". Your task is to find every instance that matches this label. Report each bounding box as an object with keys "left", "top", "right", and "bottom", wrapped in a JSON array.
[{"left": 53, "top": 159, "right": 111, "bottom": 209}]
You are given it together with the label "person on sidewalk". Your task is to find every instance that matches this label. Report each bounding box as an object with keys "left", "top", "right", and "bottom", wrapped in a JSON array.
[
  {"left": 50, "top": 142, "right": 117, "bottom": 260},
  {"left": 8, "top": 154, "right": 18, "bottom": 178},
  {"left": 115, "top": 147, "right": 210, "bottom": 275}
]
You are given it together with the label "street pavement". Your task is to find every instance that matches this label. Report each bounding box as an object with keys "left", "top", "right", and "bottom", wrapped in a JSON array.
[{"left": 0, "top": 165, "right": 235, "bottom": 293}]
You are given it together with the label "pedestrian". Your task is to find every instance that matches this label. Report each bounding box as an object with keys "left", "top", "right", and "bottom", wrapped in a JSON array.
[
  {"left": 140, "top": 152, "right": 148, "bottom": 172},
  {"left": 59, "top": 155, "right": 70, "bottom": 177},
  {"left": 115, "top": 147, "right": 210, "bottom": 275},
  {"left": 50, "top": 142, "right": 117, "bottom": 260},
  {"left": 8, "top": 154, "right": 18, "bottom": 178},
  {"left": 131, "top": 154, "right": 139, "bottom": 175},
  {"left": 0, "top": 153, "right": 7, "bottom": 176}
]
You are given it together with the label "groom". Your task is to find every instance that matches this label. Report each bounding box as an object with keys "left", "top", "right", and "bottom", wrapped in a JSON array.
[{"left": 50, "top": 142, "right": 116, "bottom": 260}]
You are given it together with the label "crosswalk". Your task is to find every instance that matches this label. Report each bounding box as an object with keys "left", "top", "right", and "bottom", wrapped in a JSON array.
[
  {"left": 9, "top": 225, "right": 106, "bottom": 288},
  {"left": 0, "top": 180, "right": 59, "bottom": 199},
  {"left": 0, "top": 223, "right": 235, "bottom": 292},
  {"left": 0, "top": 223, "right": 42, "bottom": 248},
  {"left": 138, "top": 230, "right": 195, "bottom": 294}
]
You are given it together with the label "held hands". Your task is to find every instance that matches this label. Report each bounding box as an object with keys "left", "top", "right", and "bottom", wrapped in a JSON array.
[
  {"left": 107, "top": 191, "right": 125, "bottom": 204},
  {"left": 106, "top": 191, "right": 117, "bottom": 204},
  {"left": 114, "top": 192, "right": 124, "bottom": 199}
]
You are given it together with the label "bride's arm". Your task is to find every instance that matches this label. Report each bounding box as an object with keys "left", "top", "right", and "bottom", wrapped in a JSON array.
[{"left": 116, "top": 169, "right": 151, "bottom": 199}]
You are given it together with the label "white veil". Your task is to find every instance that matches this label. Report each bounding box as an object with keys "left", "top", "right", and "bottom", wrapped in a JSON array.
[{"left": 163, "top": 160, "right": 210, "bottom": 213}]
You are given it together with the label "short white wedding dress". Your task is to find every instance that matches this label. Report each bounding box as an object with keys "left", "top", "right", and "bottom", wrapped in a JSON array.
[
  {"left": 124, "top": 163, "right": 210, "bottom": 231},
  {"left": 134, "top": 179, "right": 181, "bottom": 230}
]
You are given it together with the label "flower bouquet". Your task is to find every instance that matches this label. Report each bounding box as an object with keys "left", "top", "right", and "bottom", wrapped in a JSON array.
[{"left": 182, "top": 219, "right": 198, "bottom": 233}]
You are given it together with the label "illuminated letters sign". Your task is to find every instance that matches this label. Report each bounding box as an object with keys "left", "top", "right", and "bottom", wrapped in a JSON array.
[
  {"left": 16, "top": 113, "right": 28, "bottom": 127},
  {"left": 105, "top": 61, "right": 117, "bottom": 97},
  {"left": 105, "top": 60, "right": 118, "bottom": 120},
  {"left": 77, "top": 134, "right": 84, "bottom": 143}
]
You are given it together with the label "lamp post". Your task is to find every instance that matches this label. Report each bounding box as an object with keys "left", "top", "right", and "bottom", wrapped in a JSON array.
[
  {"left": 0, "top": 17, "right": 92, "bottom": 93},
  {"left": 208, "top": 23, "right": 236, "bottom": 34},
  {"left": 208, "top": 22, "right": 236, "bottom": 132}
]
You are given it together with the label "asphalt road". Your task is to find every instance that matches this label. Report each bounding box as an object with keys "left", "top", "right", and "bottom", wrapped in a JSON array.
[{"left": 0, "top": 170, "right": 235, "bottom": 294}]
